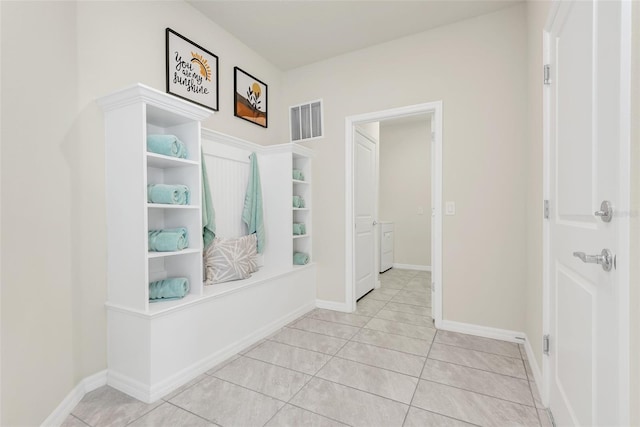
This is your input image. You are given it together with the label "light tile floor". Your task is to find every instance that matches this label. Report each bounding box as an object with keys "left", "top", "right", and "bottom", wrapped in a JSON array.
[{"left": 63, "top": 269, "right": 552, "bottom": 427}]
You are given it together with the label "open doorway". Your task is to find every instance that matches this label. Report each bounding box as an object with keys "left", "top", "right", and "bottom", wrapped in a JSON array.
[{"left": 345, "top": 102, "right": 443, "bottom": 327}]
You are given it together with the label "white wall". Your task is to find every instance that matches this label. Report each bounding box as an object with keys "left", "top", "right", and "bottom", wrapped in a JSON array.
[
  {"left": 379, "top": 119, "right": 431, "bottom": 267},
  {"left": 285, "top": 4, "right": 528, "bottom": 330},
  {"left": 1, "top": 2, "right": 78, "bottom": 425},
  {"left": 524, "top": 0, "right": 550, "bottom": 372},
  {"left": 1, "top": 1, "right": 286, "bottom": 424}
]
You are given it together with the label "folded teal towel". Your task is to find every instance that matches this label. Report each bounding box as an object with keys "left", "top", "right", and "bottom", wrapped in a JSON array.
[
  {"left": 242, "top": 153, "right": 266, "bottom": 253},
  {"left": 147, "top": 134, "right": 187, "bottom": 159},
  {"left": 149, "top": 278, "right": 190, "bottom": 302},
  {"left": 293, "top": 223, "right": 306, "bottom": 235},
  {"left": 148, "top": 228, "right": 188, "bottom": 252},
  {"left": 293, "top": 169, "right": 304, "bottom": 181},
  {"left": 201, "top": 149, "right": 216, "bottom": 249},
  {"left": 293, "top": 252, "right": 309, "bottom": 265},
  {"left": 293, "top": 195, "right": 305, "bottom": 208},
  {"left": 147, "top": 184, "right": 190, "bottom": 205}
]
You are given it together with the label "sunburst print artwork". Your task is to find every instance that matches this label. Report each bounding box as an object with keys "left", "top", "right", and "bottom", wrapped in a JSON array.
[
  {"left": 166, "top": 28, "right": 219, "bottom": 111},
  {"left": 234, "top": 67, "right": 268, "bottom": 128},
  {"left": 190, "top": 52, "right": 211, "bottom": 81}
]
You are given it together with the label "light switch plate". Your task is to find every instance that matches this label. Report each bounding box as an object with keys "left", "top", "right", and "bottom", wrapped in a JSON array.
[
  {"left": 445, "top": 201, "right": 456, "bottom": 215},
  {"left": 417, "top": 207, "right": 424, "bottom": 215}
]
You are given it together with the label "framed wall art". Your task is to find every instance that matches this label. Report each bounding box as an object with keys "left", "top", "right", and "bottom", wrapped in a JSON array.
[
  {"left": 234, "top": 67, "right": 268, "bottom": 128},
  {"left": 166, "top": 28, "right": 219, "bottom": 111}
]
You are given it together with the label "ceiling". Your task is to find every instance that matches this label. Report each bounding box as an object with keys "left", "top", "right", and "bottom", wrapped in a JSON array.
[{"left": 188, "top": 1, "right": 522, "bottom": 71}]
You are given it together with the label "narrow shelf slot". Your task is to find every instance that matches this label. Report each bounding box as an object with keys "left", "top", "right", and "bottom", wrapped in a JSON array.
[
  {"left": 292, "top": 208, "right": 309, "bottom": 211},
  {"left": 292, "top": 179, "right": 309, "bottom": 185},
  {"left": 147, "top": 152, "right": 199, "bottom": 168},
  {"left": 147, "top": 203, "right": 199, "bottom": 210},
  {"left": 147, "top": 248, "right": 201, "bottom": 259},
  {"left": 292, "top": 234, "right": 310, "bottom": 239}
]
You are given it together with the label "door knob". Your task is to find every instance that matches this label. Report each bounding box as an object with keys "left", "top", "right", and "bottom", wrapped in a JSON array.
[
  {"left": 594, "top": 200, "right": 613, "bottom": 222},
  {"left": 573, "top": 249, "right": 614, "bottom": 272}
]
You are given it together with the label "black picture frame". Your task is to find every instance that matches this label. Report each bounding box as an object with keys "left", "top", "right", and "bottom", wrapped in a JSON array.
[
  {"left": 166, "top": 28, "right": 219, "bottom": 111},
  {"left": 234, "top": 67, "right": 268, "bottom": 128}
]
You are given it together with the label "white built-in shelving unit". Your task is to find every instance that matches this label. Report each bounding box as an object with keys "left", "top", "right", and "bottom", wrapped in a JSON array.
[
  {"left": 292, "top": 150, "right": 312, "bottom": 265},
  {"left": 99, "top": 83, "right": 210, "bottom": 314},
  {"left": 99, "top": 84, "right": 317, "bottom": 404}
]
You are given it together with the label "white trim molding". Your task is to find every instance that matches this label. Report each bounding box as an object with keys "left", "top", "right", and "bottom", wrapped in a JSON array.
[
  {"left": 392, "top": 263, "right": 431, "bottom": 272},
  {"left": 41, "top": 370, "right": 107, "bottom": 427},
  {"left": 345, "top": 101, "right": 443, "bottom": 329},
  {"left": 316, "top": 299, "right": 351, "bottom": 313},
  {"left": 439, "top": 320, "right": 526, "bottom": 343}
]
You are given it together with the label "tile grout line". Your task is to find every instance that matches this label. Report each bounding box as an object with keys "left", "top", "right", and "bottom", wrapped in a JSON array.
[
  {"left": 520, "top": 344, "right": 544, "bottom": 426},
  {"left": 264, "top": 305, "right": 365, "bottom": 427},
  {"left": 165, "top": 400, "right": 223, "bottom": 426},
  {"left": 418, "top": 378, "right": 539, "bottom": 410},
  {"left": 122, "top": 401, "right": 163, "bottom": 426},
  {"left": 432, "top": 339, "right": 522, "bottom": 360},
  {"left": 266, "top": 332, "right": 347, "bottom": 356},
  {"left": 403, "top": 327, "right": 437, "bottom": 426},
  {"left": 433, "top": 340, "right": 524, "bottom": 360},
  {"left": 426, "top": 355, "right": 529, "bottom": 381},
  {"left": 269, "top": 282, "right": 409, "bottom": 425}
]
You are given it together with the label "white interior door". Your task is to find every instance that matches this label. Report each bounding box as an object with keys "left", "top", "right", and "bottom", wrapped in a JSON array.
[
  {"left": 546, "top": 1, "right": 629, "bottom": 425},
  {"left": 354, "top": 129, "right": 376, "bottom": 300}
]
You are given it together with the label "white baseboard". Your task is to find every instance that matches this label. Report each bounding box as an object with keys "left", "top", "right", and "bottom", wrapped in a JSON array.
[
  {"left": 41, "top": 369, "right": 107, "bottom": 427},
  {"left": 439, "top": 319, "right": 526, "bottom": 343},
  {"left": 109, "top": 301, "right": 316, "bottom": 403},
  {"left": 392, "top": 263, "right": 431, "bottom": 272},
  {"left": 316, "top": 299, "right": 351, "bottom": 313},
  {"left": 46, "top": 302, "right": 316, "bottom": 423},
  {"left": 439, "top": 319, "right": 546, "bottom": 406},
  {"left": 150, "top": 301, "right": 316, "bottom": 401}
]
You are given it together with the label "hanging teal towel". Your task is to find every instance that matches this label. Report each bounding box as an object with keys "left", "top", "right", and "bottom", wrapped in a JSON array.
[
  {"left": 148, "top": 228, "right": 188, "bottom": 252},
  {"left": 242, "top": 153, "right": 265, "bottom": 253},
  {"left": 293, "top": 252, "right": 309, "bottom": 265},
  {"left": 147, "top": 184, "right": 190, "bottom": 205},
  {"left": 201, "top": 149, "right": 216, "bottom": 249},
  {"left": 149, "top": 278, "right": 190, "bottom": 302},
  {"left": 147, "top": 134, "right": 188, "bottom": 159}
]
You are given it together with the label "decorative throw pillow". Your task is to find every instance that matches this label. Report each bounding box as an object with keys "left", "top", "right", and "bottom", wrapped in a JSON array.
[
  {"left": 204, "top": 234, "right": 258, "bottom": 285},
  {"left": 244, "top": 234, "right": 259, "bottom": 273}
]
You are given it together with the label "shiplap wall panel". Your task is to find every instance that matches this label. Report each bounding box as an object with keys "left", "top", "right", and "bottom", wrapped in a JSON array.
[{"left": 203, "top": 154, "right": 249, "bottom": 238}]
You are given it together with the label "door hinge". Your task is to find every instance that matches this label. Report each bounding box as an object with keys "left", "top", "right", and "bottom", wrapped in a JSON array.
[
  {"left": 544, "top": 199, "right": 550, "bottom": 219},
  {"left": 543, "top": 334, "right": 550, "bottom": 355},
  {"left": 544, "top": 64, "right": 551, "bottom": 85}
]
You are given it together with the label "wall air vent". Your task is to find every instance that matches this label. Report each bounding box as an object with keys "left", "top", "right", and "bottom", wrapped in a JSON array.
[{"left": 290, "top": 99, "right": 323, "bottom": 142}]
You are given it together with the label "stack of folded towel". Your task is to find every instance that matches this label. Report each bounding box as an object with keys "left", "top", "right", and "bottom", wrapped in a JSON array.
[
  {"left": 293, "top": 223, "right": 306, "bottom": 235},
  {"left": 147, "top": 184, "right": 190, "bottom": 205},
  {"left": 149, "top": 278, "right": 190, "bottom": 302},
  {"left": 147, "top": 134, "right": 188, "bottom": 159},
  {"left": 148, "top": 228, "right": 189, "bottom": 252},
  {"left": 292, "top": 195, "right": 305, "bottom": 208},
  {"left": 292, "top": 169, "right": 305, "bottom": 181},
  {"left": 293, "top": 252, "right": 309, "bottom": 265}
]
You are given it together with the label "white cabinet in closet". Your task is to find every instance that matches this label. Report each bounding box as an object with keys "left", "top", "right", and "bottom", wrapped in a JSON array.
[
  {"left": 292, "top": 149, "right": 313, "bottom": 266},
  {"left": 99, "top": 83, "right": 211, "bottom": 313}
]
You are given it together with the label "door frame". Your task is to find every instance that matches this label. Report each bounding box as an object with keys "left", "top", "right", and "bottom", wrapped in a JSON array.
[
  {"left": 542, "top": 1, "right": 632, "bottom": 420},
  {"left": 344, "top": 101, "right": 443, "bottom": 328}
]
